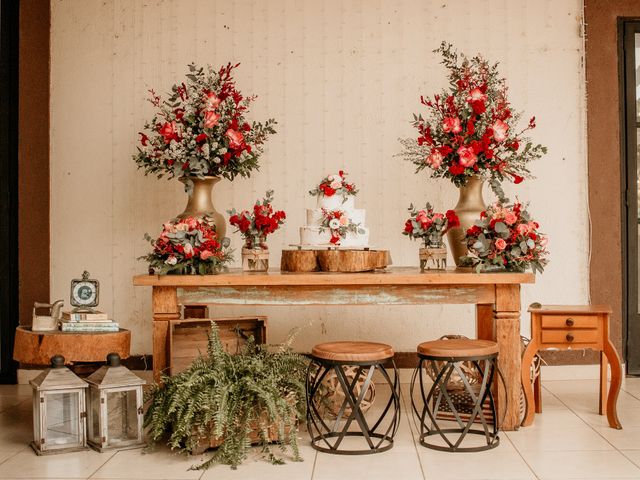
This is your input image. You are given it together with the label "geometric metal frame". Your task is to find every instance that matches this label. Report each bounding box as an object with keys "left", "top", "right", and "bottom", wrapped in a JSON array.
[
  {"left": 306, "top": 356, "right": 401, "bottom": 455},
  {"left": 410, "top": 352, "right": 501, "bottom": 452}
]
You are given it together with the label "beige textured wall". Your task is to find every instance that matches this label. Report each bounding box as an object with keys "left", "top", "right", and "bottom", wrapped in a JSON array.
[{"left": 50, "top": 0, "right": 588, "bottom": 356}]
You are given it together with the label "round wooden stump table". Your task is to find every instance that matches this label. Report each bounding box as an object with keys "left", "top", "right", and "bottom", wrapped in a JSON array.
[{"left": 13, "top": 326, "right": 131, "bottom": 366}]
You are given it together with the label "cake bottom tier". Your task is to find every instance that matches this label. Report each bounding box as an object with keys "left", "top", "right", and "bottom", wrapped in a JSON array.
[{"left": 299, "top": 226, "right": 370, "bottom": 247}]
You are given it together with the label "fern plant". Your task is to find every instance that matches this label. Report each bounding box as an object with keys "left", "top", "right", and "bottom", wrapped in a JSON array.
[{"left": 144, "top": 322, "right": 309, "bottom": 470}]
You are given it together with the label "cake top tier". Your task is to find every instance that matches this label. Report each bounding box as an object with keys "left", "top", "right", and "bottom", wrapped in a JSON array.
[{"left": 308, "top": 171, "right": 358, "bottom": 199}]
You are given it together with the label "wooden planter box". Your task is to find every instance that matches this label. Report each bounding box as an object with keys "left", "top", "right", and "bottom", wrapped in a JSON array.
[{"left": 168, "top": 316, "right": 267, "bottom": 376}]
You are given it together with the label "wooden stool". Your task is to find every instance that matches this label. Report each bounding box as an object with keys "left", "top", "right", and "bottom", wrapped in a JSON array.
[
  {"left": 521, "top": 305, "right": 622, "bottom": 429},
  {"left": 306, "top": 341, "right": 401, "bottom": 455},
  {"left": 411, "top": 338, "right": 501, "bottom": 452}
]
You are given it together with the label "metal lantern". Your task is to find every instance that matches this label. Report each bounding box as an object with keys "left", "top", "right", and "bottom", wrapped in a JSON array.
[
  {"left": 85, "top": 353, "right": 146, "bottom": 452},
  {"left": 30, "top": 355, "right": 88, "bottom": 455}
]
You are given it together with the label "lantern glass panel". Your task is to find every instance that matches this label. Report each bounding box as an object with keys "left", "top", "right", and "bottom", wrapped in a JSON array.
[
  {"left": 106, "top": 389, "right": 139, "bottom": 444},
  {"left": 44, "top": 392, "right": 81, "bottom": 447},
  {"left": 88, "top": 388, "right": 101, "bottom": 444},
  {"left": 32, "top": 391, "right": 40, "bottom": 444}
]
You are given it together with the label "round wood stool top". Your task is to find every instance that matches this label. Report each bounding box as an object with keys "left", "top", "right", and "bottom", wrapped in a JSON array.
[
  {"left": 312, "top": 341, "right": 394, "bottom": 362},
  {"left": 417, "top": 338, "right": 498, "bottom": 358}
]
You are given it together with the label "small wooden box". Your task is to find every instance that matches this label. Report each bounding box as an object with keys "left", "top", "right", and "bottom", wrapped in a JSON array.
[{"left": 168, "top": 316, "right": 267, "bottom": 375}]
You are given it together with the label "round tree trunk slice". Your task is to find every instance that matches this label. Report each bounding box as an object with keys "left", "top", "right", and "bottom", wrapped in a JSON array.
[
  {"left": 282, "top": 249, "right": 391, "bottom": 273},
  {"left": 280, "top": 250, "right": 319, "bottom": 272}
]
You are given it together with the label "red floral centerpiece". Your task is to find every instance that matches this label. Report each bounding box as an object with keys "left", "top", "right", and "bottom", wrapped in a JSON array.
[
  {"left": 228, "top": 190, "right": 286, "bottom": 271},
  {"left": 141, "top": 217, "right": 233, "bottom": 274},
  {"left": 319, "top": 208, "right": 365, "bottom": 245},
  {"left": 309, "top": 171, "right": 358, "bottom": 199},
  {"left": 403, "top": 203, "right": 460, "bottom": 247},
  {"left": 462, "top": 201, "right": 549, "bottom": 273}
]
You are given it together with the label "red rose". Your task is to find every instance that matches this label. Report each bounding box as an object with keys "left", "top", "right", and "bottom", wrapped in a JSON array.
[
  {"left": 445, "top": 210, "right": 460, "bottom": 228},
  {"left": 223, "top": 152, "right": 232, "bottom": 163},
  {"left": 242, "top": 122, "right": 251, "bottom": 132},
  {"left": 471, "top": 100, "right": 486, "bottom": 114},
  {"left": 466, "top": 120, "right": 475, "bottom": 136},
  {"left": 322, "top": 186, "right": 336, "bottom": 197},
  {"left": 404, "top": 220, "right": 414, "bottom": 234},
  {"left": 443, "top": 116, "right": 462, "bottom": 134},
  {"left": 229, "top": 214, "right": 239, "bottom": 225},
  {"left": 159, "top": 121, "right": 179, "bottom": 144},
  {"left": 195, "top": 133, "right": 208, "bottom": 143},
  {"left": 457, "top": 145, "right": 477, "bottom": 167},
  {"left": 226, "top": 128, "right": 244, "bottom": 148},
  {"left": 439, "top": 145, "right": 453, "bottom": 156},
  {"left": 448, "top": 163, "right": 465, "bottom": 176},
  {"left": 512, "top": 174, "right": 524, "bottom": 184},
  {"left": 467, "top": 225, "right": 482, "bottom": 236},
  {"left": 174, "top": 108, "right": 185, "bottom": 120}
]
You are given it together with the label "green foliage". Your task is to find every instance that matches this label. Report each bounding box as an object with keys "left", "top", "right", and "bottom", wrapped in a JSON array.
[{"left": 144, "top": 322, "right": 309, "bottom": 469}]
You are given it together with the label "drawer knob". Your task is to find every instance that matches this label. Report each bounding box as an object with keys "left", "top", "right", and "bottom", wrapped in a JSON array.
[
  {"left": 566, "top": 333, "right": 574, "bottom": 342},
  {"left": 566, "top": 318, "right": 575, "bottom": 327}
]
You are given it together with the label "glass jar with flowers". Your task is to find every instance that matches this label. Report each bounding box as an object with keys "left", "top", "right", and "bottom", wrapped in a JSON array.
[
  {"left": 134, "top": 63, "right": 277, "bottom": 239},
  {"left": 398, "top": 43, "right": 547, "bottom": 264},
  {"left": 141, "top": 217, "right": 233, "bottom": 275},
  {"left": 462, "top": 201, "right": 549, "bottom": 273},
  {"left": 228, "top": 190, "right": 286, "bottom": 272},
  {"left": 403, "top": 203, "right": 459, "bottom": 271}
]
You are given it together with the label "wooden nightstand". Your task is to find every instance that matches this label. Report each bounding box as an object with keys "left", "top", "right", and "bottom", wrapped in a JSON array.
[{"left": 521, "top": 305, "right": 622, "bottom": 429}]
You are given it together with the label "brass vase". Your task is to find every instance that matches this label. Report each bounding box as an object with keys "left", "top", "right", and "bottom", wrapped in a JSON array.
[
  {"left": 177, "top": 176, "right": 226, "bottom": 239},
  {"left": 446, "top": 176, "right": 486, "bottom": 266}
]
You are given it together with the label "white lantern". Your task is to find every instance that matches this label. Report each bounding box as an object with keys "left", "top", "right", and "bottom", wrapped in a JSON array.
[
  {"left": 85, "top": 353, "right": 146, "bottom": 452},
  {"left": 30, "top": 355, "right": 88, "bottom": 455}
]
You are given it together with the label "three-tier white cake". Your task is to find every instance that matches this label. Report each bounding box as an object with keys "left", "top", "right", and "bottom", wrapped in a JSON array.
[{"left": 299, "top": 172, "right": 370, "bottom": 247}]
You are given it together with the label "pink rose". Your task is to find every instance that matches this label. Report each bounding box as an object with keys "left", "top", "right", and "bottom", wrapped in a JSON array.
[
  {"left": 204, "top": 110, "right": 221, "bottom": 129},
  {"left": 226, "top": 128, "right": 244, "bottom": 148},
  {"left": 416, "top": 210, "right": 430, "bottom": 225},
  {"left": 495, "top": 238, "right": 507, "bottom": 251},
  {"left": 492, "top": 120, "right": 509, "bottom": 143},
  {"left": 200, "top": 250, "right": 214, "bottom": 260},
  {"left": 467, "top": 88, "right": 487, "bottom": 103},
  {"left": 339, "top": 215, "right": 348, "bottom": 226},
  {"left": 504, "top": 212, "right": 517, "bottom": 225},
  {"left": 516, "top": 223, "right": 529, "bottom": 236},
  {"left": 457, "top": 145, "right": 477, "bottom": 167},
  {"left": 204, "top": 91, "right": 221, "bottom": 110},
  {"left": 183, "top": 243, "right": 194, "bottom": 257},
  {"left": 426, "top": 150, "right": 444, "bottom": 169},
  {"left": 540, "top": 236, "right": 548, "bottom": 247},
  {"left": 432, "top": 213, "right": 444, "bottom": 221},
  {"left": 328, "top": 174, "right": 343, "bottom": 189},
  {"left": 443, "top": 116, "right": 462, "bottom": 134}
]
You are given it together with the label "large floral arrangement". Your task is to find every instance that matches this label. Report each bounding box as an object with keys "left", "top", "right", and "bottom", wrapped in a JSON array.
[
  {"left": 309, "top": 171, "right": 358, "bottom": 198},
  {"left": 398, "top": 43, "right": 546, "bottom": 194},
  {"left": 227, "top": 190, "right": 286, "bottom": 249},
  {"left": 403, "top": 203, "right": 460, "bottom": 247},
  {"left": 319, "top": 209, "right": 364, "bottom": 245},
  {"left": 141, "top": 217, "right": 233, "bottom": 274},
  {"left": 134, "top": 63, "right": 277, "bottom": 187},
  {"left": 462, "top": 201, "right": 548, "bottom": 273}
]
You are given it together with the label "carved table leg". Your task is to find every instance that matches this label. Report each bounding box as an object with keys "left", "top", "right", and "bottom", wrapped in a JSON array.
[
  {"left": 603, "top": 338, "right": 623, "bottom": 429},
  {"left": 599, "top": 351, "right": 607, "bottom": 416},
  {"left": 521, "top": 338, "right": 540, "bottom": 427},
  {"left": 534, "top": 372, "right": 543, "bottom": 414},
  {"left": 152, "top": 286, "right": 180, "bottom": 382}
]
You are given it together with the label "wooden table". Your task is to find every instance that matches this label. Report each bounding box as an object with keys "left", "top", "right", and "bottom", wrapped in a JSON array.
[{"left": 133, "top": 267, "right": 534, "bottom": 431}]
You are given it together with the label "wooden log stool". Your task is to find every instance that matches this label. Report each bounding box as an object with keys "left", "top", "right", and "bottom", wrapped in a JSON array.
[
  {"left": 306, "top": 341, "right": 401, "bottom": 455},
  {"left": 411, "top": 338, "right": 501, "bottom": 452}
]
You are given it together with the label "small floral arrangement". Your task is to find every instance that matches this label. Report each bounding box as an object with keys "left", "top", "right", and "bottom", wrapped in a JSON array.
[
  {"left": 403, "top": 203, "right": 460, "bottom": 247},
  {"left": 134, "top": 63, "right": 277, "bottom": 189},
  {"left": 227, "top": 190, "right": 286, "bottom": 249},
  {"left": 141, "top": 217, "right": 233, "bottom": 274},
  {"left": 398, "top": 42, "right": 546, "bottom": 195},
  {"left": 319, "top": 209, "right": 364, "bottom": 245},
  {"left": 309, "top": 171, "right": 358, "bottom": 198},
  {"left": 462, "top": 201, "right": 549, "bottom": 273}
]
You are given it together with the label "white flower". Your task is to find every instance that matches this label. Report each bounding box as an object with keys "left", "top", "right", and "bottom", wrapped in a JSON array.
[
  {"left": 329, "top": 218, "right": 341, "bottom": 229},
  {"left": 328, "top": 174, "right": 343, "bottom": 189},
  {"left": 183, "top": 243, "right": 194, "bottom": 255},
  {"left": 165, "top": 255, "right": 177, "bottom": 265}
]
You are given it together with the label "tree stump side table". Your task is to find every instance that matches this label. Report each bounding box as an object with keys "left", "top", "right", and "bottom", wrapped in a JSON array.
[{"left": 521, "top": 305, "right": 622, "bottom": 429}]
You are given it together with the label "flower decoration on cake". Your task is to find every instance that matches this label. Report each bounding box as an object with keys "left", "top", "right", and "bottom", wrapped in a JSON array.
[
  {"left": 134, "top": 63, "right": 277, "bottom": 190},
  {"left": 227, "top": 190, "right": 286, "bottom": 249},
  {"left": 319, "top": 209, "right": 365, "bottom": 245},
  {"left": 403, "top": 203, "right": 460, "bottom": 248},
  {"left": 462, "top": 201, "right": 548, "bottom": 273},
  {"left": 308, "top": 171, "right": 358, "bottom": 199},
  {"left": 397, "top": 42, "right": 547, "bottom": 196},
  {"left": 141, "top": 217, "right": 233, "bottom": 274}
]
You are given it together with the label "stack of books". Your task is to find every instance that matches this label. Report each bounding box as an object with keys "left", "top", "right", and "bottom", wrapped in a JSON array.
[{"left": 60, "top": 311, "right": 119, "bottom": 332}]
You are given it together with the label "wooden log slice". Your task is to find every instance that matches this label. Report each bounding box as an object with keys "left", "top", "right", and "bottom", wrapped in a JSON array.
[
  {"left": 280, "top": 250, "right": 319, "bottom": 272},
  {"left": 316, "top": 249, "right": 391, "bottom": 273}
]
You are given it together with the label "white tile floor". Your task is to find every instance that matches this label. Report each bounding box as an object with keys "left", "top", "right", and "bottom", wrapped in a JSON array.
[{"left": 0, "top": 378, "right": 639, "bottom": 480}]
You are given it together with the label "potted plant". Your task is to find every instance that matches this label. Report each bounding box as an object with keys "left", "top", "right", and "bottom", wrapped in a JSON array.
[
  {"left": 403, "top": 203, "right": 459, "bottom": 270},
  {"left": 133, "top": 63, "right": 277, "bottom": 238},
  {"left": 141, "top": 217, "right": 233, "bottom": 274},
  {"left": 462, "top": 200, "right": 549, "bottom": 273},
  {"left": 228, "top": 190, "right": 286, "bottom": 271},
  {"left": 398, "top": 42, "right": 547, "bottom": 264},
  {"left": 144, "top": 322, "right": 308, "bottom": 470}
]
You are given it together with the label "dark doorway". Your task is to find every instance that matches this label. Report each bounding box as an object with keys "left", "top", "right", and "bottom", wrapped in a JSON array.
[
  {"left": 622, "top": 20, "right": 640, "bottom": 375},
  {"left": 0, "top": 0, "right": 20, "bottom": 383}
]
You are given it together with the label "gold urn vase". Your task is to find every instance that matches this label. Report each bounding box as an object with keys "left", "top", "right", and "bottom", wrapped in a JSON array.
[
  {"left": 446, "top": 176, "right": 486, "bottom": 266},
  {"left": 177, "top": 176, "right": 226, "bottom": 239}
]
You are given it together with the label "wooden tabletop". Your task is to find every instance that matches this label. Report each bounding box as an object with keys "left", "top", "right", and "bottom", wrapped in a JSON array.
[
  {"left": 133, "top": 267, "right": 535, "bottom": 287},
  {"left": 528, "top": 304, "right": 612, "bottom": 314}
]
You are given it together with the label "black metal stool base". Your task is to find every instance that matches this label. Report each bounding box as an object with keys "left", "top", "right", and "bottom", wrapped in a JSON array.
[
  {"left": 411, "top": 353, "right": 501, "bottom": 453},
  {"left": 306, "top": 359, "right": 401, "bottom": 455}
]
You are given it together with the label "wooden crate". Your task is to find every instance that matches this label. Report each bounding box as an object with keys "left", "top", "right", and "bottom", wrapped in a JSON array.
[{"left": 168, "top": 316, "right": 267, "bottom": 375}]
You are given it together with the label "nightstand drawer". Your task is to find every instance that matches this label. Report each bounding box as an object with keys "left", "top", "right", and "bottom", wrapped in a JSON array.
[
  {"left": 541, "top": 314, "right": 598, "bottom": 329},
  {"left": 541, "top": 329, "right": 599, "bottom": 344}
]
